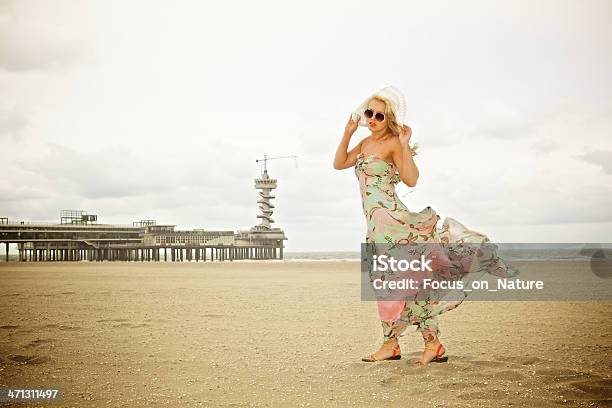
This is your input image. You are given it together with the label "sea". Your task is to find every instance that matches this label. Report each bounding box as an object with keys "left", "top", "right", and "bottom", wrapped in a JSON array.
[{"left": 284, "top": 243, "right": 612, "bottom": 262}]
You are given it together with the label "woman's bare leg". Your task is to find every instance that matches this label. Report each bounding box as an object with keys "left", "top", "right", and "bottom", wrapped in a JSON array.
[{"left": 415, "top": 324, "right": 446, "bottom": 365}]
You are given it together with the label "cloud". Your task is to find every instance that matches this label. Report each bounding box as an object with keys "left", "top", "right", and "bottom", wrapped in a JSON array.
[
  {"left": 0, "top": 103, "right": 29, "bottom": 141},
  {"left": 529, "top": 139, "right": 559, "bottom": 155},
  {"left": 0, "top": 1, "right": 88, "bottom": 72},
  {"left": 576, "top": 148, "right": 612, "bottom": 175},
  {"left": 12, "top": 141, "right": 251, "bottom": 200}
]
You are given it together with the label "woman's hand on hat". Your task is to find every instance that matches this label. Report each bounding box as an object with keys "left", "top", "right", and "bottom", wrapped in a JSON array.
[
  {"left": 345, "top": 114, "right": 359, "bottom": 135},
  {"left": 399, "top": 124, "right": 412, "bottom": 145}
]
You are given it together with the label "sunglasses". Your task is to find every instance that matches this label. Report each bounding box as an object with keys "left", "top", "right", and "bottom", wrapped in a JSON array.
[{"left": 363, "top": 108, "right": 385, "bottom": 122}]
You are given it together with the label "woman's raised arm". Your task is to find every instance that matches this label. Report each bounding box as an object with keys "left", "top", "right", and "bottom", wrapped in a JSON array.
[
  {"left": 334, "top": 114, "right": 365, "bottom": 170},
  {"left": 391, "top": 125, "right": 419, "bottom": 186}
]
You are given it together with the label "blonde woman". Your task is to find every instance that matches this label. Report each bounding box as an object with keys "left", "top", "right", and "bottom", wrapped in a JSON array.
[{"left": 333, "top": 86, "right": 518, "bottom": 365}]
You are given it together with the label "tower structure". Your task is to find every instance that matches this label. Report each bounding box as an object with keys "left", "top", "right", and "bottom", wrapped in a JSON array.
[
  {"left": 253, "top": 169, "right": 276, "bottom": 231},
  {"left": 233, "top": 155, "right": 294, "bottom": 256}
]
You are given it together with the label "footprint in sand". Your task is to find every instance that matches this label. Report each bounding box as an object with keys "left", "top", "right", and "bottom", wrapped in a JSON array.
[
  {"left": 534, "top": 367, "right": 588, "bottom": 378},
  {"left": 96, "top": 318, "right": 129, "bottom": 323},
  {"left": 569, "top": 378, "right": 612, "bottom": 400},
  {"left": 492, "top": 369, "right": 525, "bottom": 381},
  {"left": 130, "top": 323, "right": 149, "bottom": 328},
  {"left": 495, "top": 355, "right": 546, "bottom": 366},
  {"left": 57, "top": 325, "right": 82, "bottom": 331},
  {"left": 546, "top": 376, "right": 612, "bottom": 403},
  {"left": 7, "top": 354, "right": 50, "bottom": 365},
  {"left": 457, "top": 389, "right": 509, "bottom": 400},
  {"left": 111, "top": 322, "right": 150, "bottom": 328},
  {"left": 435, "top": 355, "right": 610, "bottom": 405},
  {"left": 25, "top": 338, "right": 54, "bottom": 348}
]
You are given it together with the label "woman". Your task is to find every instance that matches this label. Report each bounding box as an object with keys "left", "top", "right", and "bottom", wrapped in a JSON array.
[{"left": 333, "top": 85, "right": 519, "bottom": 365}]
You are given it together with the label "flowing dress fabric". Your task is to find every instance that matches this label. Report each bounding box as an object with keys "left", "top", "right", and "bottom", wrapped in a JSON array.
[{"left": 355, "top": 152, "right": 519, "bottom": 342}]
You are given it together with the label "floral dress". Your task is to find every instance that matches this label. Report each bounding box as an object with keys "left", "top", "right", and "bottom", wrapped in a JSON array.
[{"left": 355, "top": 152, "right": 519, "bottom": 343}]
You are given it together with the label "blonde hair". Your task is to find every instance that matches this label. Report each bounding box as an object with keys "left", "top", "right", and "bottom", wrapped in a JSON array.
[{"left": 368, "top": 96, "right": 419, "bottom": 156}]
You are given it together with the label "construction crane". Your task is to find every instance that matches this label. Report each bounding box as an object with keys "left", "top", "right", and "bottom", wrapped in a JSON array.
[{"left": 255, "top": 154, "right": 298, "bottom": 175}]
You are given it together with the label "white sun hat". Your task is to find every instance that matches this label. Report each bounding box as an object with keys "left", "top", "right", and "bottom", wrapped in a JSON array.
[{"left": 352, "top": 85, "right": 407, "bottom": 127}]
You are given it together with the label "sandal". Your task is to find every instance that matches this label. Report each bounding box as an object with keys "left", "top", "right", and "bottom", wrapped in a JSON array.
[
  {"left": 415, "top": 342, "right": 447, "bottom": 365},
  {"left": 361, "top": 343, "right": 402, "bottom": 362}
]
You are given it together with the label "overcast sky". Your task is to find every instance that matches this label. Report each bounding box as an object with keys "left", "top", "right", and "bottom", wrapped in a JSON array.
[{"left": 1, "top": 0, "right": 611, "bottom": 251}]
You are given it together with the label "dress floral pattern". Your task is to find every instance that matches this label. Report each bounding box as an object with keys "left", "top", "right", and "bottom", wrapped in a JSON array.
[{"left": 355, "top": 152, "right": 519, "bottom": 342}]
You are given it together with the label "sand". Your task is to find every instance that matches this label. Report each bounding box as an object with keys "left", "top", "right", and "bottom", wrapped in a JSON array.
[{"left": 0, "top": 260, "right": 610, "bottom": 407}]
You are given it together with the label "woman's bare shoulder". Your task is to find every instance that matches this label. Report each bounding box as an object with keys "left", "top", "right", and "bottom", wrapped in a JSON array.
[{"left": 357, "top": 134, "right": 372, "bottom": 148}]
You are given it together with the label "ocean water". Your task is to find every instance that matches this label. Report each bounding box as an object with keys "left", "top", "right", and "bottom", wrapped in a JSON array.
[
  {"left": 283, "top": 251, "right": 360, "bottom": 261},
  {"left": 284, "top": 243, "right": 612, "bottom": 261}
]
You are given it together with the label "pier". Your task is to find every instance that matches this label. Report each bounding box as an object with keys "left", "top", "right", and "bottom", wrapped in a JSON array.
[
  {"left": 0, "top": 222, "right": 285, "bottom": 262},
  {"left": 0, "top": 166, "right": 288, "bottom": 262}
]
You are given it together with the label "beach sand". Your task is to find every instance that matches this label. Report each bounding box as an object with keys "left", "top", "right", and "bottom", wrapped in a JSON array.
[{"left": 0, "top": 261, "right": 610, "bottom": 407}]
